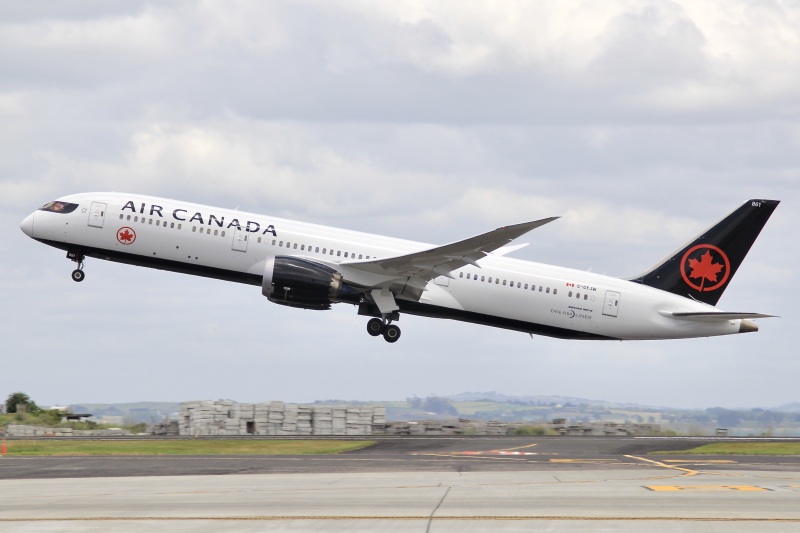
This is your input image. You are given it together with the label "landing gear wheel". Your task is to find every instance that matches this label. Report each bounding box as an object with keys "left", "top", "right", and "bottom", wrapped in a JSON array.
[
  {"left": 366, "top": 318, "right": 384, "bottom": 337},
  {"left": 71, "top": 269, "right": 85, "bottom": 282},
  {"left": 382, "top": 324, "right": 401, "bottom": 343}
]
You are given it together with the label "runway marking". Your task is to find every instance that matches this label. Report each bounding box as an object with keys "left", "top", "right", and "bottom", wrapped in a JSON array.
[
  {"left": 662, "top": 460, "right": 737, "bottom": 464},
  {"left": 645, "top": 485, "right": 769, "bottom": 492},
  {"left": 549, "top": 459, "right": 619, "bottom": 464},
  {"left": 625, "top": 455, "right": 700, "bottom": 476},
  {"left": 1, "top": 516, "right": 798, "bottom": 522},
  {"left": 414, "top": 442, "right": 541, "bottom": 457}
]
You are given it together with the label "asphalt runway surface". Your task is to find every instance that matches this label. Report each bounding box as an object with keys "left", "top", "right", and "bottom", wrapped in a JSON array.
[{"left": 2, "top": 436, "right": 800, "bottom": 532}]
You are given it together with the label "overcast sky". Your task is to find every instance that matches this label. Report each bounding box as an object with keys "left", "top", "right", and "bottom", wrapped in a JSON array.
[{"left": 1, "top": 1, "right": 798, "bottom": 410}]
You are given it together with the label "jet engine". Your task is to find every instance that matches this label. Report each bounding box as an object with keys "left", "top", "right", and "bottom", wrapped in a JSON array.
[{"left": 262, "top": 256, "right": 361, "bottom": 310}]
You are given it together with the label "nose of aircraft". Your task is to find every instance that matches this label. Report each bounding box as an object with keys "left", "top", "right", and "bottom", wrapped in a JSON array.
[{"left": 20, "top": 212, "right": 34, "bottom": 238}]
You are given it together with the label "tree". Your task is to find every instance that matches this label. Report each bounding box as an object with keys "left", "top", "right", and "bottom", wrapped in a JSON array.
[{"left": 5, "top": 392, "right": 39, "bottom": 414}]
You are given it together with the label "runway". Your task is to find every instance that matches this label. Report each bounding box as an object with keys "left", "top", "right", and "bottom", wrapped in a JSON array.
[{"left": 1, "top": 436, "right": 799, "bottom": 532}]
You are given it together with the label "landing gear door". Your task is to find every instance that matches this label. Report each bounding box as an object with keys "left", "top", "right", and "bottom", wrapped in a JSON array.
[
  {"left": 88, "top": 202, "right": 106, "bottom": 228},
  {"left": 603, "top": 290, "right": 621, "bottom": 317},
  {"left": 232, "top": 227, "right": 248, "bottom": 252}
]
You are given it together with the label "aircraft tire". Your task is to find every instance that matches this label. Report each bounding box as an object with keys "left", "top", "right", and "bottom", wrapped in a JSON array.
[
  {"left": 71, "top": 269, "right": 85, "bottom": 282},
  {"left": 383, "top": 324, "right": 401, "bottom": 343},
  {"left": 366, "top": 318, "right": 384, "bottom": 336}
]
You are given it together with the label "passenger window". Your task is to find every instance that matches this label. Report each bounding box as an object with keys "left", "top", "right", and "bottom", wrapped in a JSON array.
[
  {"left": 134, "top": 216, "right": 139, "bottom": 222},
  {"left": 127, "top": 215, "right": 131, "bottom": 221},
  {"left": 553, "top": 289, "right": 557, "bottom": 295},
  {"left": 467, "top": 273, "right": 471, "bottom": 280},
  {"left": 216, "top": 230, "right": 219, "bottom": 236},
  {"left": 584, "top": 294, "right": 588, "bottom": 300},
  {"left": 279, "top": 241, "right": 284, "bottom": 247},
  {"left": 220, "top": 230, "right": 224, "bottom": 236},
  {"left": 337, "top": 251, "right": 341, "bottom": 256},
  {"left": 301, "top": 245, "right": 305, "bottom": 251},
  {"left": 272, "top": 240, "right": 276, "bottom": 245},
  {"left": 257, "top": 236, "right": 261, "bottom": 243},
  {"left": 524, "top": 283, "right": 528, "bottom": 289},
  {"left": 344, "top": 252, "right": 349, "bottom": 258},
  {"left": 546, "top": 287, "right": 550, "bottom": 294},
  {"left": 119, "top": 214, "right": 123, "bottom": 220},
  {"left": 178, "top": 224, "right": 182, "bottom": 230},
  {"left": 488, "top": 277, "right": 492, "bottom": 283},
  {"left": 576, "top": 292, "right": 580, "bottom": 299},
  {"left": 495, "top": 279, "right": 499, "bottom": 284},
  {"left": 539, "top": 286, "right": 543, "bottom": 292},
  {"left": 170, "top": 222, "right": 174, "bottom": 228},
  {"left": 192, "top": 227, "right": 196, "bottom": 232},
  {"left": 322, "top": 248, "right": 327, "bottom": 254},
  {"left": 293, "top": 243, "right": 297, "bottom": 249},
  {"left": 156, "top": 220, "right": 160, "bottom": 226},
  {"left": 531, "top": 285, "right": 535, "bottom": 291},
  {"left": 358, "top": 254, "right": 363, "bottom": 259},
  {"left": 517, "top": 282, "right": 521, "bottom": 288},
  {"left": 569, "top": 291, "right": 573, "bottom": 297},
  {"left": 149, "top": 219, "right": 153, "bottom": 225},
  {"left": 481, "top": 276, "right": 485, "bottom": 282},
  {"left": 503, "top": 280, "right": 507, "bottom": 286},
  {"left": 315, "top": 247, "right": 319, "bottom": 253}
]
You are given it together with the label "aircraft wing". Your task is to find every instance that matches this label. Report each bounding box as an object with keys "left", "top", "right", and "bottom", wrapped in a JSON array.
[{"left": 340, "top": 217, "right": 558, "bottom": 292}]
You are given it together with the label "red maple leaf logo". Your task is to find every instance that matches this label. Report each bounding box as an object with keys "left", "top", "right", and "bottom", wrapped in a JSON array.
[
  {"left": 116, "top": 227, "right": 136, "bottom": 245},
  {"left": 680, "top": 244, "right": 730, "bottom": 292},
  {"left": 688, "top": 251, "right": 723, "bottom": 290}
]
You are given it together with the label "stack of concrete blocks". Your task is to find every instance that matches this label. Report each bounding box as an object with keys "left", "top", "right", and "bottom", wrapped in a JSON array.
[
  {"left": 150, "top": 420, "right": 180, "bottom": 436},
  {"left": 179, "top": 401, "right": 388, "bottom": 436},
  {"left": 7, "top": 424, "right": 130, "bottom": 437},
  {"left": 179, "top": 400, "right": 241, "bottom": 436}
]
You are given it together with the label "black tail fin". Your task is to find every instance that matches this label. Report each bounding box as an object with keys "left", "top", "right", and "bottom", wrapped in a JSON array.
[{"left": 631, "top": 199, "right": 779, "bottom": 306}]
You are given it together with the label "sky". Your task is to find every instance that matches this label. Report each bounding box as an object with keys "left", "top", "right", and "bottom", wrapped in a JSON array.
[{"left": 1, "top": 0, "right": 798, "bottom": 410}]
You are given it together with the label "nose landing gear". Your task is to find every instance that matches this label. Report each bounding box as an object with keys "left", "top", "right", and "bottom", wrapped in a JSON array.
[
  {"left": 67, "top": 251, "right": 85, "bottom": 282},
  {"left": 366, "top": 316, "right": 402, "bottom": 343}
]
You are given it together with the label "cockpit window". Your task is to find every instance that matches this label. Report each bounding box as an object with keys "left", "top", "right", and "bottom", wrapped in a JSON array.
[{"left": 39, "top": 201, "right": 79, "bottom": 214}]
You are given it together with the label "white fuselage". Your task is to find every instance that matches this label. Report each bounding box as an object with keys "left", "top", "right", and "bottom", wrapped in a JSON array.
[{"left": 21, "top": 192, "right": 747, "bottom": 341}]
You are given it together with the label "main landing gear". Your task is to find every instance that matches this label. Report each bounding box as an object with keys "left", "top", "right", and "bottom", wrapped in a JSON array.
[
  {"left": 366, "top": 317, "right": 401, "bottom": 343},
  {"left": 67, "top": 251, "right": 85, "bottom": 282}
]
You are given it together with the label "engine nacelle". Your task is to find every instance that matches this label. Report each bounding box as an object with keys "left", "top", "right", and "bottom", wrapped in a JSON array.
[{"left": 262, "top": 256, "right": 361, "bottom": 310}]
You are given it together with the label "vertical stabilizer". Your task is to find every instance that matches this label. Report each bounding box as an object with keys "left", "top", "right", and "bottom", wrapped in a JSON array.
[{"left": 630, "top": 199, "right": 779, "bottom": 305}]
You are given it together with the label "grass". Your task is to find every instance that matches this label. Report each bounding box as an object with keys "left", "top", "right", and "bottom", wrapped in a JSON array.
[
  {"left": 1, "top": 439, "right": 375, "bottom": 456},
  {"left": 654, "top": 442, "right": 800, "bottom": 455}
]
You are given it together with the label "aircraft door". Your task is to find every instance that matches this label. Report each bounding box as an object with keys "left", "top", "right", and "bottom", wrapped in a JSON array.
[
  {"left": 232, "top": 227, "right": 248, "bottom": 252},
  {"left": 602, "top": 290, "right": 621, "bottom": 317},
  {"left": 88, "top": 202, "right": 106, "bottom": 228}
]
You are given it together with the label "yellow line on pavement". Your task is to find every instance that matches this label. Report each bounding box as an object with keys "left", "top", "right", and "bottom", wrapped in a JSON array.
[{"left": 625, "top": 455, "right": 700, "bottom": 476}]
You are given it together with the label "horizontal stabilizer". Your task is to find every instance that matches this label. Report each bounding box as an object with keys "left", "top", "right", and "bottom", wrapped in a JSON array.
[{"left": 659, "top": 311, "right": 777, "bottom": 322}]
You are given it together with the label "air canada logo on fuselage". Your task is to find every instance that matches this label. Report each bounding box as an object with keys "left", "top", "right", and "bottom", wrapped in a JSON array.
[
  {"left": 117, "top": 227, "right": 136, "bottom": 245},
  {"left": 680, "top": 244, "right": 730, "bottom": 292}
]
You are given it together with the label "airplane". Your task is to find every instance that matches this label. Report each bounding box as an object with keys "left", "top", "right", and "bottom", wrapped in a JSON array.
[{"left": 20, "top": 194, "right": 778, "bottom": 343}]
